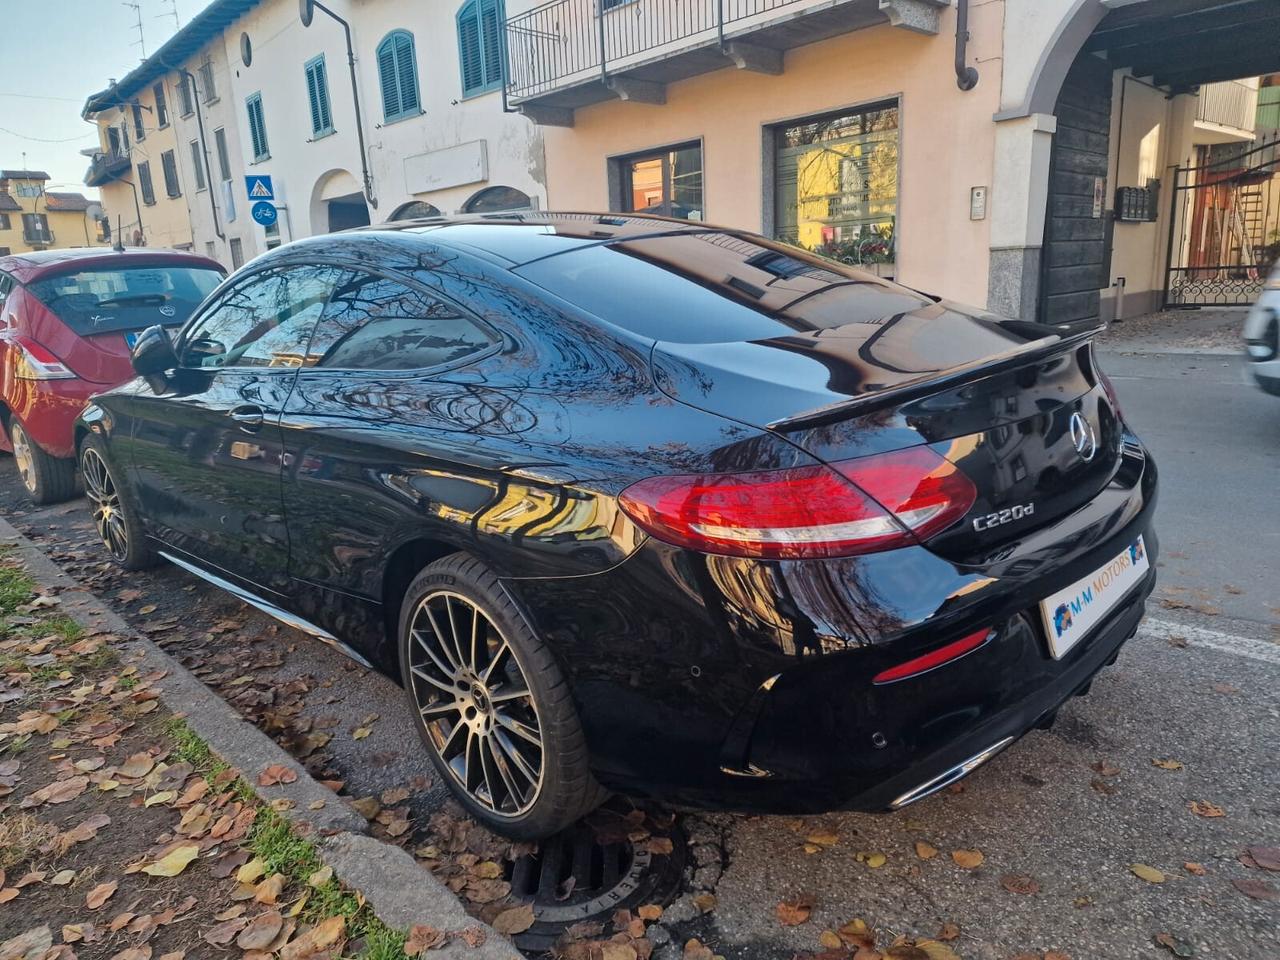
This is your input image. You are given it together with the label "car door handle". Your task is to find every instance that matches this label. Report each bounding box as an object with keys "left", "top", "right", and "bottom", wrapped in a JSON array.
[{"left": 228, "top": 404, "right": 265, "bottom": 432}]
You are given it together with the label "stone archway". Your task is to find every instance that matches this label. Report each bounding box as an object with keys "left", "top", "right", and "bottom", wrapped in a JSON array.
[{"left": 309, "top": 169, "right": 370, "bottom": 235}]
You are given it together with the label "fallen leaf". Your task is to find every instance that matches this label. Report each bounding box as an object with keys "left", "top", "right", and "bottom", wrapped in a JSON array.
[
  {"left": 144, "top": 791, "right": 176, "bottom": 807},
  {"left": 279, "top": 915, "right": 344, "bottom": 960},
  {"left": 139, "top": 604, "right": 158, "bottom": 614},
  {"left": 142, "top": 844, "right": 199, "bottom": 877},
  {"left": 937, "top": 923, "right": 959, "bottom": 941},
  {"left": 1243, "top": 846, "right": 1280, "bottom": 871},
  {"left": 236, "top": 911, "right": 285, "bottom": 951},
  {"left": 692, "top": 892, "right": 717, "bottom": 914},
  {"left": 0, "top": 888, "right": 18, "bottom": 903},
  {"left": 863, "top": 852, "right": 886, "bottom": 869},
  {"left": 1131, "top": 863, "right": 1165, "bottom": 884},
  {"left": 1189, "top": 800, "right": 1225, "bottom": 818},
  {"left": 492, "top": 904, "right": 536, "bottom": 935},
  {"left": 914, "top": 841, "right": 938, "bottom": 860},
  {"left": 1184, "top": 862, "right": 1207, "bottom": 876},
  {"left": 1001, "top": 874, "right": 1040, "bottom": 895},
  {"left": 350, "top": 796, "right": 380, "bottom": 820},
  {"left": 645, "top": 837, "right": 674, "bottom": 855},
  {"left": 682, "top": 939, "right": 714, "bottom": 960},
  {"left": 237, "top": 858, "right": 266, "bottom": 885},
  {"left": 806, "top": 829, "right": 839, "bottom": 848},
  {"left": 776, "top": 898, "right": 813, "bottom": 926},
  {"left": 86, "top": 880, "right": 118, "bottom": 909},
  {"left": 951, "top": 849, "right": 983, "bottom": 869},
  {"left": 404, "top": 924, "right": 446, "bottom": 954},
  {"left": 1091, "top": 761, "right": 1120, "bottom": 777},
  {"left": 24, "top": 775, "right": 88, "bottom": 806},
  {"left": 914, "top": 940, "right": 961, "bottom": 960},
  {"left": 49, "top": 870, "right": 75, "bottom": 886},
  {"left": 307, "top": 866, "right": 333, "bottom": 888},
  {"left": 254, "top": 873, "right": 285, "bottom": 905},
  {"left": 1154, "top": 933, "right": 1194, "bottom": 957},
  {"left": 637, "top": 905, "right": 662, "bottom": 921},
  {"left": 836, "top": 918, "right": 876, "bottom": 949},
  {"left": 258, "top": 764, "right": 298, "bottom": 787},
  {"left": 819, "top": 931, "right": 843, "bottom": 950},
  {"left": 1232, "top": 877, "right": 1278, "bottom": 901},
  {"left": 352, "top": 727, "right": 372, "bottom": 740},
  {"left": 1152, "top": 758, "right": 1184, "bottom": 770},
  {"left": 117, "top": 753, "right": 155, "bottom": 779},
  {"left": 204, "top": 917, "right": 249, "bottom": 947}
]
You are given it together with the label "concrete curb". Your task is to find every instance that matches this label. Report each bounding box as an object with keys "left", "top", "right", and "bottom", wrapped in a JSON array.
[{"left": 0, "top": 515, "right": 521, "bottom": 960}]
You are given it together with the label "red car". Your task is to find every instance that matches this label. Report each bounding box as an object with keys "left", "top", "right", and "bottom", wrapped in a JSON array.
[{"left": 0, "top": 248, "right": 224, "bottom": 503}]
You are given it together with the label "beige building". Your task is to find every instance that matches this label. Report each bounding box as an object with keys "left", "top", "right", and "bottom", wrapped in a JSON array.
[
  {"left": 0, "top": 170, "right": 108, "bottom": 256},
  {"left": 503, "top": 0, "right": 1280, "bottom": 326},
  {"left": 83, "top": 77, "right": 197, "bottom": 251}
]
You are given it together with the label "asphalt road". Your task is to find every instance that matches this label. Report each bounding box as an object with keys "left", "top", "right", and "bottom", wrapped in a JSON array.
[{"left": 0, "top": 346, "right": 1276, "bottom": 959}]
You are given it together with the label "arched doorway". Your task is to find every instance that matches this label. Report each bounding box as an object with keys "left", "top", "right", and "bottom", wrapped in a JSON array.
[
  {"left": 389, "top": 200, "right": 442, "bottom": 221},
  {"left": 310, "top": 169, "right": 370, "bottom": 234},
  {"left": 462, "top": 186, "right": 533, "bottom": 213}
]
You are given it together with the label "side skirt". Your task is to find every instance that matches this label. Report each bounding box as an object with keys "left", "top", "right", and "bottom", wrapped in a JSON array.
[{"left": 158, "top": 550, "right": 375, "bottom": 670}]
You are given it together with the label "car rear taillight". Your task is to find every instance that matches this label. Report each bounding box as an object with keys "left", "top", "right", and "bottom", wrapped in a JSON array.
[
  {"left": 12, "top": 336, "right": 76, "bottom": 381},
  {"left": 617, "top": 446, "right": 976, "bottom": 560},
  {"left": 873, "top": 627, "right": 993, "bottom": 684}
]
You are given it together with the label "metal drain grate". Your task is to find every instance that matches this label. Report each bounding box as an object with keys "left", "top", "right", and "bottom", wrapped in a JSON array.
[{"left": 505, "top": 816, "right": 686, "bottom": 952}]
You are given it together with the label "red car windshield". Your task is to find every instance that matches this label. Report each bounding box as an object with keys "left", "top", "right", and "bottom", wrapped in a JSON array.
[{"left": 26, "top": 264, "right": 223, "bottom": 336}]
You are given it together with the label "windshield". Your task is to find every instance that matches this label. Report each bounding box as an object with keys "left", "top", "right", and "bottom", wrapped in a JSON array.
[{"left": 27, "top": 264, "right": 224, "bottom": 336}]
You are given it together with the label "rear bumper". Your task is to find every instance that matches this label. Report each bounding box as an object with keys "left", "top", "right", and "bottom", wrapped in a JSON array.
[
  {"left": 512, "top": 434, "right": 1158, "bottom": 811},
  {"left": 2, "top": 378, "right": 99, "bottom": 458}
]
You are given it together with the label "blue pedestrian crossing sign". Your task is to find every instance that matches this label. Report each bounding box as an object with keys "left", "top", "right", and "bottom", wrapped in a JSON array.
[
  {"left": 251, "top": 201, "right": 278, "bottom": 227},
  {"left": 245, "top": 175, "right": 274, "bottom": 200}
]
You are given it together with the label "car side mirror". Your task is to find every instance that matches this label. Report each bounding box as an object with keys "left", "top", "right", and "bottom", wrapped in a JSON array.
[{"left": 131, "top": 325, "right": 178, "bottom": 385}]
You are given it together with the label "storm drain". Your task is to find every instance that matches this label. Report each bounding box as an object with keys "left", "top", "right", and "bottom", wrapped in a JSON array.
[{"left": 505, "top": 814, "right": 687, "bottom": 952}]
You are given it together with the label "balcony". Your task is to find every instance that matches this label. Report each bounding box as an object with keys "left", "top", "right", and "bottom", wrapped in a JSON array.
[
  {"left": 1194, "top": 80, "right": 1259, "bottom": 143},
  {"left": 84, "top": 150, "right": 131, "bottom": 188},
  {"left": 505, "top": 0, "right": 947, "bottom": 125}
]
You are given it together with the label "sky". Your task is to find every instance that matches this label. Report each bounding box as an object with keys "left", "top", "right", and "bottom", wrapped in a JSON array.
[{"left": 0, "top": 0, "right": 208, "bottom": 198}]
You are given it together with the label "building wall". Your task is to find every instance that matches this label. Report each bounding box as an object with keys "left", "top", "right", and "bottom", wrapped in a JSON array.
[
  {"left": 0, "top": 178, "right": 105, "bottom": 254},
  {"left": 534, "top": 4, "right": 1002, "bottom": 307},
  {"left": 222, "top": 0, "right": 546, "bottom": 243}
]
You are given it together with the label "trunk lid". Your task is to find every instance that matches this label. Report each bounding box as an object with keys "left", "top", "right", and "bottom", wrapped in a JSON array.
[{"left": 649, "top": 303, "right": 1122, "bottom": 555}]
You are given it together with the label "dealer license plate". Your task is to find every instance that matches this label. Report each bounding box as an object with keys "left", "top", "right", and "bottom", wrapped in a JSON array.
[{"left": 1039, "top": 535, "right": 1149, "bottom": 659}]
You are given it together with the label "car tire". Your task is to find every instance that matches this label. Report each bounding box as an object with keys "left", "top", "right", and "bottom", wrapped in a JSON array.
[
  {"left": 9, "top": 419, "right": 77, "bottom": 505},
  {"left": 398, "top": 553, "right": 607, "bottom": 840},
  {"left": 79, "top": 433, "right": 157, "bottom": 571}
]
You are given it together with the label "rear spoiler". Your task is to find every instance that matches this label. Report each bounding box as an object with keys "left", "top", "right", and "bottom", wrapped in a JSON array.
[{"left": 767, "top": 326, "right": 1102, "bottom": 431}]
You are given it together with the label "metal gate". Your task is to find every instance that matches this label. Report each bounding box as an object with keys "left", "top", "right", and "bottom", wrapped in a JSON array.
[{"left": 1164, "top": 136, "right": 1280, "bottom": 307}]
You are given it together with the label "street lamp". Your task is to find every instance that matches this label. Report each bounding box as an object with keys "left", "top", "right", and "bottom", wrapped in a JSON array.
[{"left": 299, "top": 0, "right": 377, "bottom": 210}]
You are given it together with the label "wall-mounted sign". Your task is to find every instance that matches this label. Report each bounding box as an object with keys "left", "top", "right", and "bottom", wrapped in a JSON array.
[
  {"left": 970, "top": 185, "right": 987, "bottom": 221},
  {"left": 251, "top": 201, "right": 278, "bottom": 227},
  {"left": 245, "top": 175, "right": 274, "bottom": 201}
]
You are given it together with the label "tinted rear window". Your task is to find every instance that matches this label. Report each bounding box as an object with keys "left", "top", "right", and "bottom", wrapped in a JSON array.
[
  {"left": 514, "top": 232, "right": 927, "bottom": 343},
  {"left": 27, "top": 264, "right": 223, "bottom": 336}
]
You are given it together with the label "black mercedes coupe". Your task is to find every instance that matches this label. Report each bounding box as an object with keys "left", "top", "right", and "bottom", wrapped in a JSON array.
[{"left": 75, "top": 214, "right": 1158, "bottom": 839}]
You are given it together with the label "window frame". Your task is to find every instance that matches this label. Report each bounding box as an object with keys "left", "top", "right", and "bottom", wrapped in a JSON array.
[
  {"left": 177, "top": 74, "right": 195, "bottom": 117},
  {"left": 137, "top": 161, "right": 156, "bottom": 206},
  {"left": 245, "top": 92, "right": 270, "bottom": 162},
  {"left": 456, "top": 0, "right": 505, "bottom": 99},
  {"left": 161, "top": 149, "right": 182, "bottom": 199},
  {"left": 296, "top": 260, "right": 502, "bottom": 377},
  {"left": 189, "top": 139, "right": 207, "bottom": 191},
  {"left": 198, "top": 57, "right": 218, "bottom": 104},
  {"left": 131, "top": 103, "right": 146, "bottom": 141},
  {"left": 153, "top": 82, "right": 169, "bottom": 128},
  {"left": 608, "top": 138, "right": 704, "bottom": 220},
  {"left": 375, "top": 29, "right": 423, "bottom": 124},
  {"left": 303, "top": 54, "right": 335, "bottom": 138},
  {"left": 213, "top": 127, "right": 232, "bottom": 182}
]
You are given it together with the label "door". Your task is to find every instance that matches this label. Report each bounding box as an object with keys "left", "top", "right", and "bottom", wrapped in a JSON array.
[
  {"left": 128, "top": 263, "right": 344, "bottom": 596},
  {"left": 277, "top": 268, "right": 501, "bottom": 662}
]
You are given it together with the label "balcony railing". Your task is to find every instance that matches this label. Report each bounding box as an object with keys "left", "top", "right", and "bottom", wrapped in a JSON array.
[
  {"left": 1196, "top": 80, "right": 1259, "bottom": 135},
  {"left": 85, "top": 150, "right": 131, "bottom": 188},
  {"left": 506, "top": 0, "right": 858, "bottom": 102}
]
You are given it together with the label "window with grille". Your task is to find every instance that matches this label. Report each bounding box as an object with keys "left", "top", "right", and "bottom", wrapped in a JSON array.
[
  {"left": 161, "top": 150, "right": 181, "bottom": 198},
  {"left": 376, "top": 30, "right": 421, "bottom": 123},
  {"left": 154, "top": 82, "right": 169, "bottom": 127},
  {"left": 199, "top": 57, "right": 217, "bottom": 103},
  {"left": 304, "top": 55, "right": 334, "bottom": 136},
  {"left": 178, "top": 74, "right": 195, "bottom": 116},
  {"left": 245, "top": 93, "right": 269, "bottom": 161},
  {"left": 457, "top": 1, "right": 504, "bottom": 97},
  {"left": 189, "top": 140, "right": 206, "bottom": 191},
  {"left": 138, "top": 161, "right": 156, "bottom": 205}
]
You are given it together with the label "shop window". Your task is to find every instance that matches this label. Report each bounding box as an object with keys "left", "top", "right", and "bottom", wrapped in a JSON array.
[
  {"left": 772, "top": 101, "right": 899, "bottom": 267},
  {"left": 614, "top": 142, "right": 702, "bottom": 220}
]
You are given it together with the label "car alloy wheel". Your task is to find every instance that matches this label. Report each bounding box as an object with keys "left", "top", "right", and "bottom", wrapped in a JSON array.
[
  {"left": 81, "top": 447, "right": 129, "bottom": 562},
  {"left": 10, "top": 422, "right": 35, "bottom": 495},
  {"left": 406, "top": 590, "right": 545, "bottom": 818}
]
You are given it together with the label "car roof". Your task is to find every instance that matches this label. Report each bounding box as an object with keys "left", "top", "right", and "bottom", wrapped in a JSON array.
[
  {"left": 305, "top": 211, "right": 713, "bottom": 268},
  {"left": 0, "top": 247, "right": 225, "bottom": 285}
]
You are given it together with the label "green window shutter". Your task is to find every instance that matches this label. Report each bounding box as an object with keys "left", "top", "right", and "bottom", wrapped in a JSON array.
[
  {"left": 377, "top": 31, "right": 419, "bottom": 121},
  {"left": 246, "top": 94, "right": 268, "bottom": 160},
  {"left": 457, "top": 2, "right": 483, "bottom": 95},
  {"left": 480, "top": 0, "right": 503, "bottom": 88},
  {"left": 305, "top": 56, "right": 332, "bottom": 134}
]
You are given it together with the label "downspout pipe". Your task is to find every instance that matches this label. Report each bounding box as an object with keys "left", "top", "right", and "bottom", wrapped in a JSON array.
[
  {"left": 955, "top": 0, "right": 979, "bottom": 91},
  {"left": 305, "top": 0, "right": 378, "bottom": 210},
  {"left": 160, "top": 58, "right": 224, "bottom": 242}
]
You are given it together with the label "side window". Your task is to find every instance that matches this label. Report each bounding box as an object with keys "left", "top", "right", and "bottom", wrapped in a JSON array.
[
  {"left": 307, "top": 272, "right": 494, "bottom": 371},
  {"left": 181, "top": 265, "right": 342, "bottom": 369}
]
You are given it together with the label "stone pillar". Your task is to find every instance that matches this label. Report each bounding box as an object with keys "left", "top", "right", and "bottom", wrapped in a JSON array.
[{"left": 987, "top": 113, "right": 1058, "bottom": 320}]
